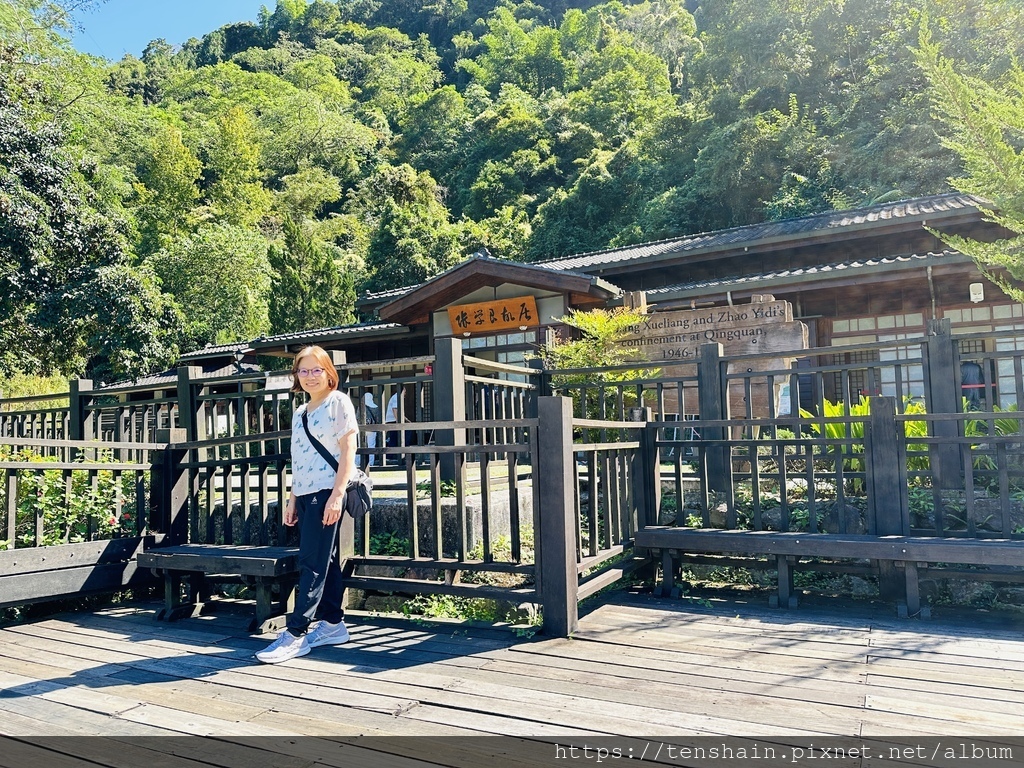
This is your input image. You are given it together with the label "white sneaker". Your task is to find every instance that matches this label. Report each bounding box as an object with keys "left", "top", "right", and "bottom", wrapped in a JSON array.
[
  {"left": 255, "top": 630, "right": 310, "bottom": 664},
  {"left": 306, "top": 620, "right": 350, "bottom": 648}
]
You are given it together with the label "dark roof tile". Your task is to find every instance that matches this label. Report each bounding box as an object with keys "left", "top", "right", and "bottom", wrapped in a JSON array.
[
  {"left": 644, "top": 250, "right": 964, "bottom": 297},
  {"left": 537, "top": 193, "right": 983, "bottom": 272}
]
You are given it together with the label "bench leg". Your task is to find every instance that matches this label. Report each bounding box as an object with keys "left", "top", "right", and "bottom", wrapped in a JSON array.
[
  {"left": 654, "top": 549, "right": 677, "bottom": 598},
  {"left": 900, "top": 561, "right": 928, "bottom": 619},
  {"left": 279, "top": 575, "right": 297, "bottom": 616},
  {"left": 156, "top": 570, "right": 205, "bottom": 622},
  {"left": 250, "top": 576, "right": 290, "bottom": 634},
  {"left": 771, "top": 555, "right": 797, "bottom": 609},
  {"left": 156, "top": 571, "right": 180, "bottom": 621}
]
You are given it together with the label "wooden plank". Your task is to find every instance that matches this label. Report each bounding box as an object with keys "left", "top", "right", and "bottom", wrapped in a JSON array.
[
  {"left": 0, "top": 691, "right": 172, "bottom": 737},
  {"left": 6, "top": 617, "right": 832, "bottom": 739},
  {"left": 574, "top": 617, "right": 873, "bottom": 663},
  {"left": 865, "top": 670, "right": 1024, "bottom": 708},
  {"left": 393, "top": 651, "right": 864, "bottom": 734},
  {"left": 636, "top": 528, "right": 1024, "bottom": 566},
  {"left": 137, "top": 545, "right": 299, "bottom": 576},
  {"left": 866, "top": 647, "right": 1024, "bottom": 674},
  {"left": 865, "top": 694, "right": 1021, "bottom": 730},
  {"left": 0, "top": 537, "right": 152, "bottom": 576},
  {"left": 6, "top": 590, "right": 1024, "bottom": 741},
  {"left": 0, "top": 710, "right": 85, "bottom": 737},
  {"left": 0, "top": 561, "right": 153, "bottom": 608},
  {"left": 0, "top": 734, "right": 253, "bottom": 768},
  {"left": 470, "top": 653, "right": 866, "bottom": 708},
  {"left": 346, "top": 575, "right": 535, "bottom": 602},
  {"left": 509, "top": 632, "right": 867, "bottom": 684}
]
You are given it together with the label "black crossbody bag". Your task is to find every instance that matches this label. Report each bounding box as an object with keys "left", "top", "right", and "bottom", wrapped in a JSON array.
[{"left": 301, "top": 410, "right": 373, "bottom": 518}]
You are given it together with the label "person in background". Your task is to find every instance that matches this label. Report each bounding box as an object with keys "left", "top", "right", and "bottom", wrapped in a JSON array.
[
  {"left": 384, "top": 388, "right": 400, "bottom": 464},
  {"left": 363, "top": 391, "right": 380, "bottom": 467},
  {"left": 256, "top": 345, "right": 357, "bottom": 664},
  {"left": 961, "top": 360, "right": 984, "bottom": 411}
]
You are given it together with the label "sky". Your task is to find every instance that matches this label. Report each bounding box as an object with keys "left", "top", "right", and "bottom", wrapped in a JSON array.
[{"left": 71, "top": 0, "right": 270, "bottom": 60}]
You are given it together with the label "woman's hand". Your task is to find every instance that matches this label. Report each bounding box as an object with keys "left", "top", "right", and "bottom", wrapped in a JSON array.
[
  {"left": 323, "top": 490, "right": 345, "bottom": 525},
  {"left": 284, "top": 495, "right": 298, "bottom": 527}
]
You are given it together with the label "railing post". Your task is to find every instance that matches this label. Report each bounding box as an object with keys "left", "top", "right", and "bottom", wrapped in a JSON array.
[
  {"left": 698, "top": 343, "right": 733, "bottom": 515},
  {"left": 526, "top": 357, "right": 548, "bottom": 416},
  {"left": 866, "top": 396, "right": 909, "bottom": 601},
  {"left": 68, "top": 379, "right": 93, "bottom": 444},
  {"left": 175, "top": 366, "right": 203, "bottom": 442},
  {"left": 922, "top": 318, "right": 961, "bottom": 489},
  {"left": 433, "top": 337, "right": 466, "bottom": 481},
  {"left": 330, "top": 350, "right": 348, "bottom": 386},
  {"left": 536, "top": 396, "right": 579, "bottom": 637},
  {"left": 629, "top": 406, "right": 660, "bottom": 530},
  {"left": 152, "top": 427, "right": 189, "bottom": 544}
]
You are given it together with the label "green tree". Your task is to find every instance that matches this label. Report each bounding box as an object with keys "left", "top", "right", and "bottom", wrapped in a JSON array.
[
  {"left": 538, "top": 307, "right": 655, "bottom": 419},
  {"left": 202, "top": 105, "right": 272, "bottom": 227},
  {"left": 0, "top": 41, "right": 180, "bottom": 378},
  {"left": 350, "top": 163, "right": 466, "bottom": 290},
  {"left": 916, "top": 25, "right": 1024, "bottom": 300},
  {"left": 150, "top": 223, "right": 273, "bottom": 345},
  {"left": 269, "top": 217, "right": 355, "bottom": 334},
  {"left": 133, "top": 121, "right": 202, "bottom": 257}
]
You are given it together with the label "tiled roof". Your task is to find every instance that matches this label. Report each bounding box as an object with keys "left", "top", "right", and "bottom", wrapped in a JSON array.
[
  {"left": 643, "top": 250, "right": 968, "bottom": 299},
  {"left": 358, "top": 255, "right": 620, "bottom": 308},
  {"left": 536, "top": 193, "right": 984, "bottom": 273},
  {"left": 97, "top": 362, "right": 262, "bottom": 393},
  {"left": 250, "top": 321, "right": 404, "bottom": 346},
  {"left": 359, "top": 284, "right": 418, "bottom": 304},
  {"left": 179, "top": 341, "right": 251, "bottom": 363}
]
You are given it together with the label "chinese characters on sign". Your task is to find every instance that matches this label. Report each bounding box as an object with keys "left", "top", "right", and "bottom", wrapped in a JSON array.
[{"left": 447, "top": 295, "right": 539, "bottom": 336}]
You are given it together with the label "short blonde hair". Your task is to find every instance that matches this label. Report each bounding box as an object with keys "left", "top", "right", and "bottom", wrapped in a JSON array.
[{"left": 290, "top": 346, "right": 339, "bottom": 393}]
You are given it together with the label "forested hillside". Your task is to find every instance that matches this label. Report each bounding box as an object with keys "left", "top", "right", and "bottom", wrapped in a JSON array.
[{"left": 1, "top": 0, "right": 1021, "bottom": 382}]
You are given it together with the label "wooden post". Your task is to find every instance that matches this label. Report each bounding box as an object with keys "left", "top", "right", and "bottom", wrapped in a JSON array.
[
  {"left": 152, "top": 427, "right": 189, "bottom": 544},
  {"left": 866, "top": 396, "right": 909, "bottom": 602},
  {"left": 337, "top": 502, "right": 355, "bottom": 610},
  {"left": 923, "top": 318, "right": 962, "bottom": 490},
  {"left": 698, "top": 343, "right": 733, "bottom": 514},
  {"left": 526, "top": 357, "right": 548, "bottom": 416},
  {"left": 330, "top": 350, "right": 348, "bottom": 386},
  {"left": 175, "top": 366, "right": 203, "bottom": 442},
  {"left": 68, "top": 379, "right": 94, "bottom": 444},
  {"left": 630, "top": 406, "right": 660, "bottom": 531},
  {"left": 433, "top": 337, "right": 466, "bottom": 481},
  {"left": 536, "top": 396, "right": 579, "bottom": 637}
]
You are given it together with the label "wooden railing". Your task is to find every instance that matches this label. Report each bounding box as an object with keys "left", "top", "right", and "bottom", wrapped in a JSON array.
[
  {"left": 0, "top": 436, "right": 163, "bottom": 608},
  {"left": 7, "top": 324, "right": 1024, "bottom": 626},
  {"left": 0, "top": 392, "right": 70, "bottom": 447}
]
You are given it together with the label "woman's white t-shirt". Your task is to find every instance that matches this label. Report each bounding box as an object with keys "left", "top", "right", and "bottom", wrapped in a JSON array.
[{"left": 291, "top": 390, "right": 358, "bottom": 496}]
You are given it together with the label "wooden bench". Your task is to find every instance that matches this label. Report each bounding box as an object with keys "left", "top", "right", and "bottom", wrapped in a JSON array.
[
  {"left": 635, "top": 527, "right": 1024, "bottom": 618},
  {"left": 138, "top": 544, "right": 300, "bottom": 633}
]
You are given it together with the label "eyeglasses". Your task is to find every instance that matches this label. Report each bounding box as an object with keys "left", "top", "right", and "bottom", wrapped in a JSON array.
[{"left": 297, "top": 367, "right": 325, "bottom": 378}]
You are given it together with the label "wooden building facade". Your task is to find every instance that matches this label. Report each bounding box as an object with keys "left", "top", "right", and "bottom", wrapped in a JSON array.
[{"left": 173, "top": 192, "right": 1018, "bottom": 404}]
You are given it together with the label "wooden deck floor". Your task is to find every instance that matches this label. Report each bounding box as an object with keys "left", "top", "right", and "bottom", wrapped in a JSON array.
[{"left": 2, "top": 592, "right": 1023, "bottom": 765}]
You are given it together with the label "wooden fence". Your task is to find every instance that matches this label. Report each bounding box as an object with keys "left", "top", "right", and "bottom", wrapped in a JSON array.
[
  {"left": 0, "top": 435, "right": 163, "bottom": 608},
  {"left": 6, "top": 323, "right": 1024, "bottom": 628}
]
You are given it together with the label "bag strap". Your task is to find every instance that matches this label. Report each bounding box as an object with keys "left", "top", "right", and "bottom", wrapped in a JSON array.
[{"left": 301, "top": 409, "right": 339, "bottom": 473}]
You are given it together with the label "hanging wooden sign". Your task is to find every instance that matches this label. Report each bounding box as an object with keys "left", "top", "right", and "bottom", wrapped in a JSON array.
[{"left": 447, "top": 295, "right": 539, "bottom": 335}]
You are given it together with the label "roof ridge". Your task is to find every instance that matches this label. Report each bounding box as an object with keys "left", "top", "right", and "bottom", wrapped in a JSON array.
[
  {"left": 536, "top": 192, "right": 983, "bottom": 269},
  {"left": 644, "top": 249, "right": 961, "bottom": 295}
]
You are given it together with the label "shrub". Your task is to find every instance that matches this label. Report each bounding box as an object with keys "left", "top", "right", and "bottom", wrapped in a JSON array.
[{"left": 0, "top": 447, "right": 142, "bottom": 547}]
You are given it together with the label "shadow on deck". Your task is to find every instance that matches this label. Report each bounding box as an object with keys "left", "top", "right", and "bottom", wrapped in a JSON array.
[{"left": 2, "top": 591, "right": 1024, "bottom": 766}]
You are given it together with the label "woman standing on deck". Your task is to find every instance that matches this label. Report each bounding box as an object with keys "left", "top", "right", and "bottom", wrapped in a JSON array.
[{"left": 256, "top": 345, "right": 357, "bottom": 664}]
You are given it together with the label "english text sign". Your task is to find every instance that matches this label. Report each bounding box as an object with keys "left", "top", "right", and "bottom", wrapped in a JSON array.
[{"left": 616, "top": 295, "right": 808, "bottom": 417}]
